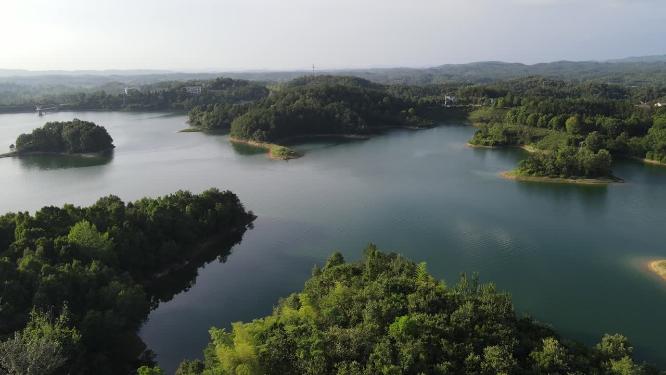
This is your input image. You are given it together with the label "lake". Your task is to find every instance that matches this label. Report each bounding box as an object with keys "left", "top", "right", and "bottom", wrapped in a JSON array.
[{"left": 1, "top": 111, "right": 665, "bottom": 372}]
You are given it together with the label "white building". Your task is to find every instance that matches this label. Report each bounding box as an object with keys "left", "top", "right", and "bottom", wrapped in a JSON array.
[{"left": 184, "top": 86, "right": 203, "bottom": 95}]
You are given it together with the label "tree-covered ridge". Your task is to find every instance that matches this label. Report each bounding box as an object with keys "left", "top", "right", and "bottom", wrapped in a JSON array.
[
  {"left": 0, "top": 77, "right": 269, "bottom": 114},
  {"left": 14, "top": 119, "right": 114, "bottom": 154},
  {"left": 171, "top": 246, "right": 660, "bottom": 375},
  {"left": 189, "top": 76, "right": 435, "bottom": 141},
  {"left": 0, "top": 189, "right": 256, "bottom": 374}
]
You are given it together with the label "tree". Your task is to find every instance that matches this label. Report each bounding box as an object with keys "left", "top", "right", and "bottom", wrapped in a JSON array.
[
  {"left": 0, "top": 309, "right": 81, "bottom": 375},
  {"left": 137, "top": 366, "right": 165, "bottom": 375},
  {"left": 530, "top": 338, "right": 570, "bottom": 374},
  {"left": 566, "top": 115, "right": 585, "bottom": 135},
  {"left": 178, "top": 247, "right": 660, "bottom": 374},
  {"left": 67, "top": 220, "right": 114, "bottom": 263}
]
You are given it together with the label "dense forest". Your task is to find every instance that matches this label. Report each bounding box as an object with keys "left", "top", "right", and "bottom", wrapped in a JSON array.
[
  {"left": 149, "top": 246, "right": 661, "bottom": 375},
  {"left": 189, "top": 76, "right": 444, "bottom": 142},
  {"left": 0, "top": 189, "right": 256, "bottom": 374},
  {"left": 13, "top": 119, "right": 114, "bottom": 154},
  {"left": 465, "top": 77, "right": 666, "bottom": 179},
  {"left": 0, "top": 77, "right": 268, "bottom": 113}
]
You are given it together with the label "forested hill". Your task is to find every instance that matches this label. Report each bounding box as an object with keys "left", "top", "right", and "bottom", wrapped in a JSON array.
[
  {"left": 0, "top": 77, "right": 268, "bottom": 112},
  {"left": 164, "top": 246, "right": 662, "bottom": 375},
  {"left": 4, "top": 56, "right": 666, "bottom": 110},
  {"left": 190, "top": 75, "right": 438, "bottom": 140}
]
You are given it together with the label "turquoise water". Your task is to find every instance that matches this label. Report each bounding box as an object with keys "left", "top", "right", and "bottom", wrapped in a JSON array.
[{"left": 0, "top": 111, "right": 665, "bottom": 372}]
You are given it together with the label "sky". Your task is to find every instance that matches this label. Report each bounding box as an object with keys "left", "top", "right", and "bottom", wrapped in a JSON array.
[{"left": 0, "top": 0, "right": 665, "bottom": 71}]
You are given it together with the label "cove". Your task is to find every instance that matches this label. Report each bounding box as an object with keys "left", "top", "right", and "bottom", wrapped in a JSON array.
[{"left": 0, "top": 111, "right": 665, "bottom": 372}]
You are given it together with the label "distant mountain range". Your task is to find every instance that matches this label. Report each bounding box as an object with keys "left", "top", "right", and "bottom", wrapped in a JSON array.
[{"left": 2, "top": 55, "right": 666, "bottom": 87}]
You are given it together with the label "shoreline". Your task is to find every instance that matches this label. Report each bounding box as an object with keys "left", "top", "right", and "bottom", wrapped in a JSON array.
[
  {"left": 0, "top": 149, "right": 113, "bottom": 159},
  {"left": 648, "top": 260, "right": 666, "bottom": 281},
  {"left": 630, "top": 156, "right": 666, "bottom": 167},
  {"left": 466, "top": 143, "right": 538, "bottom": 153},
  {"left": 500, "top": 170, "right": 622, "bottom": 185}
]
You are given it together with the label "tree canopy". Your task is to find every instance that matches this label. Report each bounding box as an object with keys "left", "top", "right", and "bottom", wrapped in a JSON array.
[
  {"left": 0, "top": 189, "right": 255, "bottom": 374},
  {"left": 15, "top": 119, "right": 114, "bottom": 154},
  {"left": 188, "top": 76, "right": 437, "bottom": 140},
  {"left": 467, "top": 78, "right": 666, "bottom": 178},
  {"left": 173, "top": 246, "right": 661, "bottom": 375}
]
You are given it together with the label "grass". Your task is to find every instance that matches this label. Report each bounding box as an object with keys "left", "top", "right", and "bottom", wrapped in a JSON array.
[
  {"left": 501, "top": 170, "right": 621, "bottom": 185},
  {"left": 228, "top": 137, "right": 303, "bottom": 160},
  {"left": 269, "top": 145, "right": 301, "bottom": 160},
  {"left": 534, "top": 131, "right": 572, "bottom": 150},
  {"left": 179, "top": 127, "right": 203, "bottom": 133},
  {"left": 468, "top": 107, "right": 507, "bottom": 125},
  {"left": 649, "top": 260, "right": 666, "bottom": 280}
]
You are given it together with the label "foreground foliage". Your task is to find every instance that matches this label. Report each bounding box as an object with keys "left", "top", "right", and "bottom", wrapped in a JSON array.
[
  {"left": 15, "top": 119, "right": 114, "bottom": 154},
  {"left": 0, "top": 189, "right": 256, "bottom": 374},
  {"left": 175, "top": 246, "right": 660, "bottom": 375}
]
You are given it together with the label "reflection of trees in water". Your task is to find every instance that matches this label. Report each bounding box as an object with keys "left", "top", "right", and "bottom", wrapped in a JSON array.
[
  {"left": 134, "top": 226, "right": 253, "bottom": 369},
  {"left": 514, "top": 180, "right": 609, "bottom": 213},
  {"left": 143, "top": 229, "right": 251, "bottom": 306},
  {"left": 18, "top": 151, "right": 114, "bottom": 170},
  {"left": 230, "top": 141, "right": 266, "bottom": 156}
]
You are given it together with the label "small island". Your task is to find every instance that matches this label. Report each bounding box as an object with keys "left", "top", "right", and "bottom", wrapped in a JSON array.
[
  {"left": 228, "top": 137, "right": 302, "bottom": 160},
  {"left": 649, "top": 260, "right": 666, "bottom": 281},
  {"left": 4, "top": 119, "right": 114, "bottom": 157},
  {"left": 502, "top": 146, "right": 622, "bottom": 184}
]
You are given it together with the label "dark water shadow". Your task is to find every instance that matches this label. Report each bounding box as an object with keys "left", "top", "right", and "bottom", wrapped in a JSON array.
[
  {"left": 513, "top": 179, "right": 609, "bottom": 213},
  {"left": 143, "top": 229, "right": 251, "bottom": 306},
  {"left": 614, "top": 158, "right": 666, "bottom": 185},
  {"left": 281, "top": 135, "right": 368, "bottom": 153},
  {"left": 230, "top": 142, "right": 266, "bottom": 156},
  {"left": 128, "top": 224, "right": 254, "bottom": 371},
  {"left": 17, "top": 151, "right": 114, "bottom": 170}
]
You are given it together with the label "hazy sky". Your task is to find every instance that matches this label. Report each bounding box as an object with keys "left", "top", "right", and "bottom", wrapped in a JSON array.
[{"left": 1, "top": 0, "right": 664, "bottom": 71}]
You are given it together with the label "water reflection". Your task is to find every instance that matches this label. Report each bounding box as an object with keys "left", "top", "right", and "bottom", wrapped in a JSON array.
[
  {"left": 144, "top": 229, "right": 252, "bottom": 306},
  {"left": 136, "top": 224, "right": 254, "bottom": 370},
  {"left": 514, "top": 180, "right": 609, "bottom": 213},
  {"left": 18, "top": 151, "right": 114, "bottom": 170},
  {"left": 230, "top": 142, "right": 266, "bottom": 156}
]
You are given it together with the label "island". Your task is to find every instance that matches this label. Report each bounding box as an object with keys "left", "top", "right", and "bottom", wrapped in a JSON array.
[
  {"left": 156, "top": 246, "right": 659, "bottom": 375},
  {"left": 0, "top": 189, "right": 256, "bottom": 374},
  {"left": 187, "top": 75, "right": 462, "bottom": 159},
  {"left": 502, "top": 145, "right": 621, "bottom": 184},
  {"left": 5, "top": 119, "right": 114, "bottom": 156},
  {"left": 649, "top": 260, "right": 666, "bottom": 280},
  {"left": 228, "top": 137, "right": 302, "bottom": 160}
]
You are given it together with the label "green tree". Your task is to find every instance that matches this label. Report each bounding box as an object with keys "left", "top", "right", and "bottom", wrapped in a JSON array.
[
  {"left": 0, "top": 309, "right": 81, "bottom": 375},
  {"left": 530, "top": 337, "right": 570, "bottom": 374},
  {"left": 565, "top": 115, "right": 585, "bottom": 135},
  {"left": 137, "top": 366, "right": 165, "bottom": 375}
]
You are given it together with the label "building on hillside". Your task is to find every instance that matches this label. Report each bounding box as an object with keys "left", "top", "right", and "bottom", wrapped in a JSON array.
[{"left": 184, "top": 86, "right": 203, "bottom": 95}]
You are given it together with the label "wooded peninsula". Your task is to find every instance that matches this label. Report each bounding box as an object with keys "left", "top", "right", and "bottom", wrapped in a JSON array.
[{"left": 0, "top": 189, "right": 256, "bottom": 374}]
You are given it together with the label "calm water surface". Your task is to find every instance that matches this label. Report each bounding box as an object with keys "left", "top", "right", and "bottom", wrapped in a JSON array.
[{"left": 1, "top": 111, "right": 665, "bottom": 372}]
